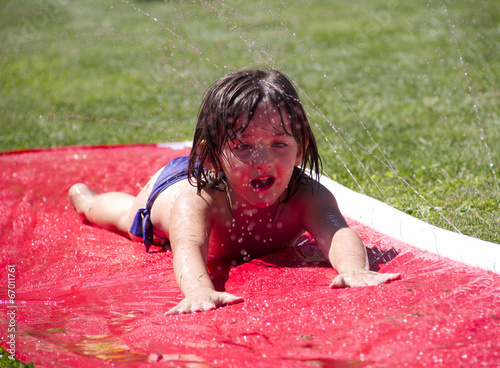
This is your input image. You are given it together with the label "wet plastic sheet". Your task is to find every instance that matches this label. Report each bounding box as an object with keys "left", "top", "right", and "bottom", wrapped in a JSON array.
[{"left": 0, "top": 145, "right": 499, "bottom": 368}]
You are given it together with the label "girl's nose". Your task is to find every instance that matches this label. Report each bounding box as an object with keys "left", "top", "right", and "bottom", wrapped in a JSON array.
[{"left": 253, "top": 146, "right": 272, "bottom": 171}]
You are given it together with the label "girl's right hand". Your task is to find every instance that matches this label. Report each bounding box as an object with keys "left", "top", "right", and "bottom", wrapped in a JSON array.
[{"left": 165, "top": 289, "right": 243, "bottom": 315}]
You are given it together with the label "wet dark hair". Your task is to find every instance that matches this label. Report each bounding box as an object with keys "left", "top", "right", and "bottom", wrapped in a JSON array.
[{"left": 188, "top": 69, "right": 322, "bottom": 202}]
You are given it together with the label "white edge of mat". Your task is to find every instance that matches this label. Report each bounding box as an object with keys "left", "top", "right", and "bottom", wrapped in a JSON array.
[
  {"left": 157, "top": 141, "right": 193, "bottom": 150},
  {"left": 157, "top": 142, "right": 499, "bottom": 274},
  {"left": 319, "top": 175, "right": 499, "bottom": 274}
]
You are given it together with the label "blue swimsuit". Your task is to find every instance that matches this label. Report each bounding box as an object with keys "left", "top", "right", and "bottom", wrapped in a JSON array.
[{"left": 130, "top": 156, "right": 191, "bottom": 252}]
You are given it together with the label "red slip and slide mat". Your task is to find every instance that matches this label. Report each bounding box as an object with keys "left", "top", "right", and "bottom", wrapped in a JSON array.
[{"left": 0, "top": 144, "right": 499, "bottom": 368}]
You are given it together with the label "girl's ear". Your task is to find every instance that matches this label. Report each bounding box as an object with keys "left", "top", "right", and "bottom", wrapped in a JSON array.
[
  {"left": 294, "top": 138, "right": 307, "bottom": 166},
  {"left": 295, "top": 143, "right": 304, "bottom": 166}
]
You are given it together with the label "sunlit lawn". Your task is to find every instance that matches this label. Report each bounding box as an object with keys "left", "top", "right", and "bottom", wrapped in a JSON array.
[{"left": 1, "top": 0, "right": 499, "bottom": 243}]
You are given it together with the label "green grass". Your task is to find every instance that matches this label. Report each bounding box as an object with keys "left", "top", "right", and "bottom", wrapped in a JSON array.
[
  {"left": 1, "top": 0, "right": 499, "bottom": 243},
  {"left": 0, "top": 347, "right": 34, "bottom": 368}
]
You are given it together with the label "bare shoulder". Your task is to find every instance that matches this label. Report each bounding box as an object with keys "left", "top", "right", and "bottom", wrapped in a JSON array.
[
  {"left": 294, "top": 179, "right": 348, "bottom": 235},
  {"left": 154, "top": 180, "right": 219, "bottom": 219},
  {"left": 150, "top": 180, "right": 227, "bottom": 238},
  {"left": 294, "top": 179, "right": 340, "bottom": 210}
]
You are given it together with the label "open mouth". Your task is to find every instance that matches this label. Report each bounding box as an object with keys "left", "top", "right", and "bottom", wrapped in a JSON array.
[{"left": 251, "top": 177, "right": 275, "bottom": 191}]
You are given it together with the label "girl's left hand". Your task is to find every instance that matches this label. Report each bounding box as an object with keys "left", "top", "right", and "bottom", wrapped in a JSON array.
[{"left": 330, "top": 269, "right": 401, "bottom": 288}]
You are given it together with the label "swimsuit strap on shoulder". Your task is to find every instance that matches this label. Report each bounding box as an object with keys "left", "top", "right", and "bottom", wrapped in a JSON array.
[{"left": 130, "top": 156, "right": 191, "bottom": 252}]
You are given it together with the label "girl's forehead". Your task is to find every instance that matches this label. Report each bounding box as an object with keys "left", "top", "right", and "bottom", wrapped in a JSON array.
[{"left": 233, "top": 101, "right": 292, "bottom": 133}]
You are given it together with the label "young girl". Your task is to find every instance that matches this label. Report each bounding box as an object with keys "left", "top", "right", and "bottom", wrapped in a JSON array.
[{"left": 69, "top": 69, "right": 400, "bottom": 314}]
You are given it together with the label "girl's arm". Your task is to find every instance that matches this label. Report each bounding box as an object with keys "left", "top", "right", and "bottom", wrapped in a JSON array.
[
  {"left": 300, "top": 184, "right": 400, "bottom": 288},
  {"left": 326, "top": 226, "right": 400, "bottom": 287},
  {"left": 164, "top": 194, "right": 242, "bottom": 314}
]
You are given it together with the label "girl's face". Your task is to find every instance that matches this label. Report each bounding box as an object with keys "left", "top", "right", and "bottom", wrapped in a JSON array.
[{"left": 221, "top": 101, "right": 303, "bottom": 209}]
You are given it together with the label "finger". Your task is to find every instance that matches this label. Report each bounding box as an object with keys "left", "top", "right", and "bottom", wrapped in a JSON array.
[
  {"left": 192, "top": 301, "right": 217, "bottom": 313},
  {"left": 364, "top": 277, "right": 382, "bottom": 287},
  {"left": 387, "top": 272, "right": 401, "bottom": 280},
  {"left": 364, "top": 272, "right": 401, "bottom": 286},
  {"left": 329, "top": 275, "right": 347, "bottom": 288},
  {"left": 380, "top": 272, "right": 401, "bottom": 283},
  {"left": 202, "top": 302, "right": 217, "bottom": 311},
  {"left": 218, "top": 292, "right": 244, "bottom": 306},
  {"left": 190, "top": 302, "right": 205, "bottom": 314},
  {"left": 165, "top": 306, "right": 186, "bottom": 315},
  {"left": 165, "top": 300, "right": 190, "bottom": 315}
]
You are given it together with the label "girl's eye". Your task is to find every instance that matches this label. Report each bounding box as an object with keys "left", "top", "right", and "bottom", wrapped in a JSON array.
[
  {"left": 273, "top": 141, "right": 287, "bottom": 148},
  {"left": 236, "top": 143, "right": 251, "bottom": 151}
]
